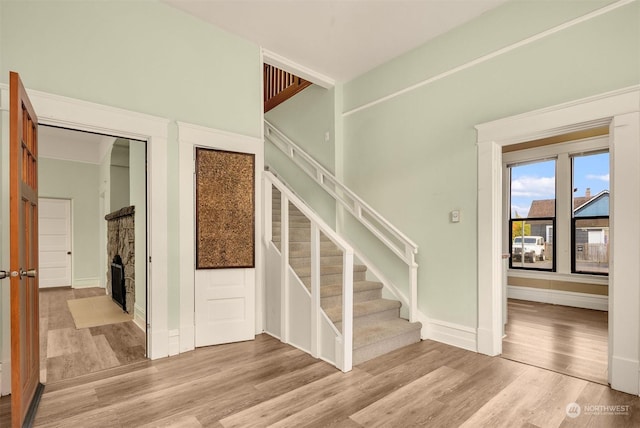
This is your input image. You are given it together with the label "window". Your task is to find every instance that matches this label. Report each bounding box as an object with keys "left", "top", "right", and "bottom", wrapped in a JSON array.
[
  {"left": 504, "top": 136, "right": 609, "bottom": 277},
  {"left": 509, "top": 159, "right": 555, "bottom": 271},
  {"left": 572, "top": 152, "right": 609, "bottom": 275}
]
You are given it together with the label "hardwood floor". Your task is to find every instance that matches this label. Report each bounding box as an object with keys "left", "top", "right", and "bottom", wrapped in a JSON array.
[
  {"left": 2, "top": 297, "right": 634, "bottom": 427},
  {"left": 40, "top": 287, "right": 146, "bottom": 384},
  {"left": 1, "top": 333, "right": 638, "bottom": 427},
  {"left": 502, "top": 299, "right": 608, "bottom": 385}
]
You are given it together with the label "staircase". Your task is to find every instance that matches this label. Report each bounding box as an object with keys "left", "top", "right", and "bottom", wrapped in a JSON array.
[{"left": 271, "top": 189, "right": 422, "bottom": 365}]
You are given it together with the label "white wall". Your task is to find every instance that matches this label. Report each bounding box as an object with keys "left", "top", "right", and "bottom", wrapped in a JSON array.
[{"left": 110, "top": 141, "right": 130, "bottom": 212}]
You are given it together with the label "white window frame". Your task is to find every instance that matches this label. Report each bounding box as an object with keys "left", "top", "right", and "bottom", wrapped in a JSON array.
[{"left": 503, "top": 136, "right": 608, "bottom": 276}]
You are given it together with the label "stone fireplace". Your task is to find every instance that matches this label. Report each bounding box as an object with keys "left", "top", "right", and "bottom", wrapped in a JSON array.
[{"left": 105, "top": 206, "right": 135, "bottom": 314}]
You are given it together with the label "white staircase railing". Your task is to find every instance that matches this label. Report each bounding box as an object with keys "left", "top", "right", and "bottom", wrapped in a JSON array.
[
  {"left": 264, "top": 120, "right": 419, "bottom": 322},
  {"left": 264, "top": 171, "right": 354, "bottom": 372}
]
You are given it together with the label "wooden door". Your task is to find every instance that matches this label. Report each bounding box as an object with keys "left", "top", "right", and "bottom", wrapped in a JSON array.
[
  {"left": 10, "top": 71, "right": 42, "bottom": 427},
  {"left": 38, "top": 198, "right": 72, "bottom": 288}
]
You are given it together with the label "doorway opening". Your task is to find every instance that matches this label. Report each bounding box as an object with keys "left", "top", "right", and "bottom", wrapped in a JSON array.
[
  {"left": 38, "top": 125, "right": 148, "bottom": 384},
  {"left": 500, "top": 135, "right": 609, "bottom": 385}
]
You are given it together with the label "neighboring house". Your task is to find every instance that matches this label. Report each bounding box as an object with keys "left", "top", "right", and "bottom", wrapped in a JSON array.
[
  {"left": 0, "top": 0, "right": 639, "bottom": 398},
  {"left": 526, "top": 189, "right": 610, "bottom": 247}
]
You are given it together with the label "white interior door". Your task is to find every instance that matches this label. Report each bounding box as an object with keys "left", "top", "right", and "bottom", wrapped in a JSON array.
[
  {"left": 188, "top": 136, "right": 264, "bottom": 347},
  {"left": 38, "top": 198, "right": 71, "bottom": 288}
]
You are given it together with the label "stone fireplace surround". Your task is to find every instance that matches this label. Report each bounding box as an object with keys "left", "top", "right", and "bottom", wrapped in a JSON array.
[{"left": 105, "top": 206, "right": 135, "bottom": 314}]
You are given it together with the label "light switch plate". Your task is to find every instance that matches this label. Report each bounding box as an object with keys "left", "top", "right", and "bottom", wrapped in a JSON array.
[{"left": 451, "top": 210, "right": 460, "bottom": 223}]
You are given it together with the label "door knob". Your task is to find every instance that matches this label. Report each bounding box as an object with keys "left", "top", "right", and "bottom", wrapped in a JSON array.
[
  {"left": 0, "top": 270, "right": 19, "bottom": 280},
  {"left": 67, "top": 251, "right": 72, "bottom": 255},
  {"left": 19, "top": 269, "right": 37, "bottom": 279}
]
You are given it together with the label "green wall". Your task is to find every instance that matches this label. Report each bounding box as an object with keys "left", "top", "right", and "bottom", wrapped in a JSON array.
[
  {"left": 265, "top": 85, "right": 337, "bottom": 227},
  {"left": 340, "top": 0, "right": 639, "bottom": 327},
  {"left": 0, "top": 0, "right": 262, "bottom": 332},
  {"left": 39, "top": 158, "right": 101, "bottom": 286}
]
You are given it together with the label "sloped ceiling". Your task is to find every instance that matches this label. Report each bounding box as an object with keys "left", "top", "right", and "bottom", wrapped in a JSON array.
[{"left": 164, "top": 0, "right": 509, "bottom": 82}]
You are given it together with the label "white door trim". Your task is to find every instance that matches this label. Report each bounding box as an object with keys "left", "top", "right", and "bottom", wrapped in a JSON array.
[
  {"left": 476, "top": 85, "right": 640, "bottom": 395},
  {"left": 177, "top": 121, "right": 264, "bottom": 354},
  {"left": 0, "top": 83, "right": 170, "bottom": 360}
]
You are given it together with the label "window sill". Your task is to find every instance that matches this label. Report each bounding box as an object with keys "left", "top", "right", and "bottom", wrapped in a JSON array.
[{"left": 507, "top": 269, "right": 608, "bottom": 286}]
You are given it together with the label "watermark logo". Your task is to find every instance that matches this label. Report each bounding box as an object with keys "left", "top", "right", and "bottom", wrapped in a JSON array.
[
  {"left": 566, "top": 402, "right": 631, "bottom": 418},
  {"left": 566, "top": 402, "right": 581, "bottom": 418}
]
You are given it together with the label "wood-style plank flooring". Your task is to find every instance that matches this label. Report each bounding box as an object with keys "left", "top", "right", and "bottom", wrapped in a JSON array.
[
  {"left": 502, "top": 299, "right": 608, "bottom": 385},
  {"left": 40, "top": 287, "right": 146, "bottom": 384},
  {"left": 1, "top": 333, "right": 637, "bottom": 427}
]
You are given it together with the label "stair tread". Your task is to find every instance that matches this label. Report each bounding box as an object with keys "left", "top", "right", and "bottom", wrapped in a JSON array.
[
  {"left": 353, "top": 318, "right": 422, "bottom": 350},
  {"left": 324, "top": 298, "right": 400, "bottom": 322}
]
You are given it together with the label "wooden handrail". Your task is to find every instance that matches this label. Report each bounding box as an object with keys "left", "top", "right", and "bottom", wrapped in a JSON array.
[{"left": 264, "top": 64, "right": 312, "bottom": 113}]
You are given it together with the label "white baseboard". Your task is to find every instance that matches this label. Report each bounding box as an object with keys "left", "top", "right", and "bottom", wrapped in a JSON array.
[
  {"left": 149, "top": 328, "right": 169, "bottom": 360},
  {"left": 508, "top": 285, "right": 608, "bottom": 311},
  {"left": 417, "top": 313, "right": 477, "bottom": 352},
  {"left": 179, "top": 325, "right": 195, "bottom": 353},
  {"left": 133, "top": 304, "right": 145, "bottom": 332},
  {"left": 168, "top": 329, "right": 180, "bottom": 356},
  {"left": 72, "top": 277, "right": 101, "bottom": 288},
  {"left": 611, "top": 355, "right": 639, "bottom": 395}
]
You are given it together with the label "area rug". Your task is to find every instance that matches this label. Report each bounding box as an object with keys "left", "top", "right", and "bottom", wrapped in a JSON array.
[{"left": 67, "top": 295, "right": 132, "bottom": 329}]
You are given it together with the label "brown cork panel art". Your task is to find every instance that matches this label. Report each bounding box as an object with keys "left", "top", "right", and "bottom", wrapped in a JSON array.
[{"left": 196, "top": 148, "right": 255, "bottom": 269}]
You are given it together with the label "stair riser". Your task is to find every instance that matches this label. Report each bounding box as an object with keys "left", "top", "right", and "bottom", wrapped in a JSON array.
[
  {"left": 333, "top": 307, "right": 401, "bottom": 330},
  {"left": 284, "top": 242, "right": 340, "bottom": 253},
  {"left": 272, "top": 242, "right": 342, "bottom": 257},
  {"left": 272, "top": 213, "right": 309, "bottom": 220},
  {"left": 272, "top": 220, "right": 312, "bottom": 226},
  {"left": 272, "top": 231, "right": 332, "bottom": 243},
  {"left": 289, "top": 256, "right": 345, "bottom": 268},
  {"left": 353, "top": 329, "right": 422, "bottom": 366},
  {"left": 300, "top": 271, "right": 366, "bottom": 287},
  {"left": 321, "top": 288, "right": 381, "bottom": 307}
]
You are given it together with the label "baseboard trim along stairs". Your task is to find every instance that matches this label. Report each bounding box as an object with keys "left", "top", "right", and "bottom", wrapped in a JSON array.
[{"left": 272, "top": 190, "right": 422, "bottom": 365}]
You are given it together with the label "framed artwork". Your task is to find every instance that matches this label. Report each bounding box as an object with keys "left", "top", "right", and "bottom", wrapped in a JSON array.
[{"left": 195, "top": 148, "right": 255, "bottom": 269}]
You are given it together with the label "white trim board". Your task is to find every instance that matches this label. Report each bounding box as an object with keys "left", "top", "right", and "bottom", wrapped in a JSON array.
[
  {"left": 168, "top": 329, "right": 180, "bottom": 357},
  {"left": 476, "top": 85, "right": 640, "bottom": 395},
  {"left": 415, "top": 313, "right": 477, "bottom": 352},
  {"left": 72, "top": 277, "right": 102, "bottom": 289},
  {"left": 508, "top": 285, "right": 608, "bottom": 312},
  {"left": 343, "top": 0, "right": 635, "bottom": 117},
  {"left": 0, "top": 83, "right": 170, "bottom": 361}
]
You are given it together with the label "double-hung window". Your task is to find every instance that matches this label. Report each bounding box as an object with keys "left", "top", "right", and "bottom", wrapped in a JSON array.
[
  {"left": 571, "top": 151, "right": 609, "bottom": 275},
  {"left": 508, "top": 159, "right": 555, "bottom": 271},
  {"left": 504, "top": 135, "right": 609, "bottom": 276}
]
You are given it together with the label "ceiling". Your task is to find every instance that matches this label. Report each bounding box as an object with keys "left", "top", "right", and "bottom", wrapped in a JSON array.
[
  {"left": 39, "top": 126, "right": 115, "bottom": 164},
  {"left": 164, "top": 0, "right": 509, "bottom": 83}
]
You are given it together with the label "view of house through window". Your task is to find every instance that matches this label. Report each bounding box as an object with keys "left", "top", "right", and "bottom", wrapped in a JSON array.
[
  {"left": 507, "top": 145, "right": 610, "bottom": 275},
  {"left": 572, "top": 152, "right": 610, "bottom": 275},
  {"left": 509, "top": 159, "right": 555, "bottom": 270}
]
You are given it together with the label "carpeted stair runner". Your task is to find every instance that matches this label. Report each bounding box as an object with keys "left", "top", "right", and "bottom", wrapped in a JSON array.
[{"left": 271, "top": 190, "right": 421, "bottom": 365}]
